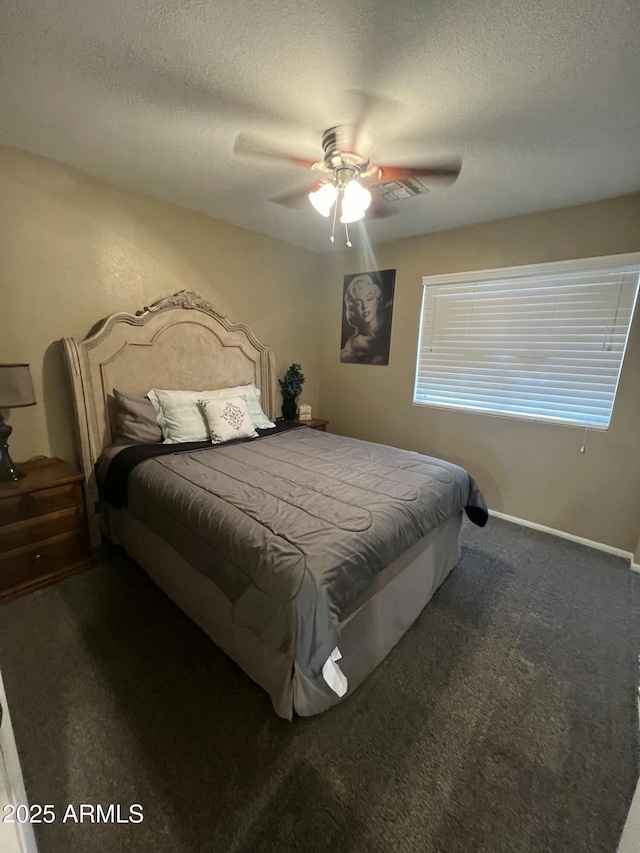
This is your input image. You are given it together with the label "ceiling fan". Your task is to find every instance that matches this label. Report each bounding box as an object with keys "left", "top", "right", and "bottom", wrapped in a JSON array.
[{"left": 233, "top": 124, "right": 462, "bottom": 247}]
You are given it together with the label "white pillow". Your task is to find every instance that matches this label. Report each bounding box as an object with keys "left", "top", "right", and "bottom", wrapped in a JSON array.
[
  {"left": 148, "top": 384, "right": 274, "bottom": 443},
  {"left": 147, "top": 388, "right": 210, "bottom": 443},
  {"left": 199, "top": 396, "right": 258, "bottom": 445}
]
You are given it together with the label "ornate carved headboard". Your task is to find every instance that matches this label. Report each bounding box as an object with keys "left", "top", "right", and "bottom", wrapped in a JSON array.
[{"left": 62, "top": 291, "right": 277, "bottom": 542}]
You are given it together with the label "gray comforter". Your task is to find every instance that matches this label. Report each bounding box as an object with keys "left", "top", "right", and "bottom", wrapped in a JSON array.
[{"left": 122, "top": 428, "right": 487, "bottom": 678}]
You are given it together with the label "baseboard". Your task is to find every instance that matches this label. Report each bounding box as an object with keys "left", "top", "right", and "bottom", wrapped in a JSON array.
[{"left": 488, "top": 509, "right": 634, "bottom": 567}]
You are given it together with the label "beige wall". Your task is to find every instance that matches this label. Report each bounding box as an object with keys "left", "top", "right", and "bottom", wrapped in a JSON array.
[
  {"left": 0, "top": 147, "right": 322, "bottom": 467},
  {"left": 2, "top": 145, "right": 638, "bottom": 553},
  {"left": 318, "top": 195, "right": 640, "bottom": 553}
]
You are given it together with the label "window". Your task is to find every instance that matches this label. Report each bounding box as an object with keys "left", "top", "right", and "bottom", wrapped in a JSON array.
[{"left": 414, "top": 255, "right": 640, "bottom": 429}]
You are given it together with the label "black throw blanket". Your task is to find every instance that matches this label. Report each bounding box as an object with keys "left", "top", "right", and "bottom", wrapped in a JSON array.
[{"left": 101, "top": 419, "right": 305, "bottom": 510}]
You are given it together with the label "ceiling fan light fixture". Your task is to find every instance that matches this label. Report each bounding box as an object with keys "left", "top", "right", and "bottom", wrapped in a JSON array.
[
  {"left": 339, "top": 179, "right": 371, "bottom": 223},
  {"left": 309, "top": 182, "right": 337, "bottom": 217},
  {"left": 237, "top": 124, "right": 462, "bottom": 248},
  {"left": 339, "top": 202, "right": 366, "bottom": 224}
]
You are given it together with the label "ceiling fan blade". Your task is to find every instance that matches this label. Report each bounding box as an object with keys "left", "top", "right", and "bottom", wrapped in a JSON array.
[
  {"left": 233, "top": 132, "right": 317, "bottom": 169},
  {"left": 270, "top": 182, "right": 324, "bottom": 208},
  {"left": 373, "top": 158, "right": 462, "bottom": 184},
  {"left": 366, "top": 198, "right": 398, "bottom": 220}
]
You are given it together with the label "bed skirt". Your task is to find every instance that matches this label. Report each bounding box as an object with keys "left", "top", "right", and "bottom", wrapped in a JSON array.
[{"left": 102, "top": 506, "right": 463, "bottom": 719}]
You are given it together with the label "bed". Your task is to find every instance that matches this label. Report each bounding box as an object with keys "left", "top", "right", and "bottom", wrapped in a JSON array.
[{"left": 62, "top": 290, "right": 487, "bottom": 719}]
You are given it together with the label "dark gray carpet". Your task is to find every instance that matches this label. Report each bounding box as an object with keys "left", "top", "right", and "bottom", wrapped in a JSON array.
[{"left": 0, "top": 517, "right": 638, "bottom": 853}]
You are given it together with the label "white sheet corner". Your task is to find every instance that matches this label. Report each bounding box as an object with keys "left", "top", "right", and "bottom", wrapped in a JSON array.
[{"left": 322, "top": 646, "right": 348, "bottom": 697}]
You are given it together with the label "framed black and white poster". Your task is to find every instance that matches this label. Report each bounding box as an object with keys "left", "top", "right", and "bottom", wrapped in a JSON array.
[{"left": 340, "top": 269, "right": 396, "bottom": 365}]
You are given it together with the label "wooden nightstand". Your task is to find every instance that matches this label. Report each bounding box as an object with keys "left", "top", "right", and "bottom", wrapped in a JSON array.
[
  {"left": 295, "top": 418, "right": 329, "bottom": 432},
  {"left": 0, "top": 458, "right": 92, "bottom": 604}
]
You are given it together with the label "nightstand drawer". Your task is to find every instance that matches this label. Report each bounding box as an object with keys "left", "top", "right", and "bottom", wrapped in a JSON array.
[
  {"left": 0, "top": 531, "right": 90, "bottom": 591},
  {"left": 0, "top": 482, "right": 82, "bottom": 526},
  {"left": 0, "top": 506, "right": 83, "bottom": 552}
]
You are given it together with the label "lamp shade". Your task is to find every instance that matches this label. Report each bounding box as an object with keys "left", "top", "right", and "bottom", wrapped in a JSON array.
[{"left": 0, "top": 364, "right": 36, "bottom": 408}]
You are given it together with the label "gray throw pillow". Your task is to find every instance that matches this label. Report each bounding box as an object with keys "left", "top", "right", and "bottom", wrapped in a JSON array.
[{"left": 113, "top": 389, "right": 163, "bottom": 444}]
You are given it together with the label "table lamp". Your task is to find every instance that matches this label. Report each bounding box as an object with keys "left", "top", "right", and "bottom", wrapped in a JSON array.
[{"left": 0, "top": 363, "right": 36, "bottom": 482}]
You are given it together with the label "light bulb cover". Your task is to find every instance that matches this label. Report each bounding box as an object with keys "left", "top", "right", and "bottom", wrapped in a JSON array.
[
  {"left": 340, "top": 204, "right": 366, "bottom": 224},
  {"left": 339, "top": 180, "right": 371, "bottom": 223},
  {"left": 309, "top": 182, "right": 338, "bottom": 217},
  {"left": 343, "top": 179, "right": 371, "bottom": 208}
]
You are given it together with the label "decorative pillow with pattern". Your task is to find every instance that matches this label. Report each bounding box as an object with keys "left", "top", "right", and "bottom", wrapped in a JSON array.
[{"left": 198, "top": 395, "right": 258, "bottom": 445}]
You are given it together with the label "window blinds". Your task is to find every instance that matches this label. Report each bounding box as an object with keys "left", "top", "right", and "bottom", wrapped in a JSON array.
[{"left": 414, "top": 259, "right": 640, "bottom": 429}]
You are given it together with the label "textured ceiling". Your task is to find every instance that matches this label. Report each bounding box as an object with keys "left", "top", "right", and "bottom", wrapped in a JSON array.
[{"left": 3, "top": 0, "right": 640, "bottom": 253}]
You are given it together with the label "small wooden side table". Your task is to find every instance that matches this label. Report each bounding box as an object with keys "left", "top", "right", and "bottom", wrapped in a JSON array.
[
  {"left": 295, "top": 418, "right": 329, "bottom": 432},
  {"left": 0, "top": 458, "right": 92, "bottom": 604}
]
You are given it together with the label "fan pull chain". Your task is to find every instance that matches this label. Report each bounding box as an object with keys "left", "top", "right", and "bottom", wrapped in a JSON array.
[
  {"left": 345, "top": 222, "right": 352, "bottom": 248},
  {"left": 329, "top": 197, "right": 338, "bottom": 243}
]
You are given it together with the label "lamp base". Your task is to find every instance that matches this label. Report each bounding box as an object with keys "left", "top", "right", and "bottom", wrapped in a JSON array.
[
  {"left": 0, "top": 414, "right": 24, "bottom": 482},
  {"left": 0, "top": 457, "right": 25, "bottom": 482}
]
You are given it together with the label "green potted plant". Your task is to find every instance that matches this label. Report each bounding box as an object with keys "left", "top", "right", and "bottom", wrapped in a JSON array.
[{"left": 279, "top": 363, "right": 305, "bottom": 420}]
